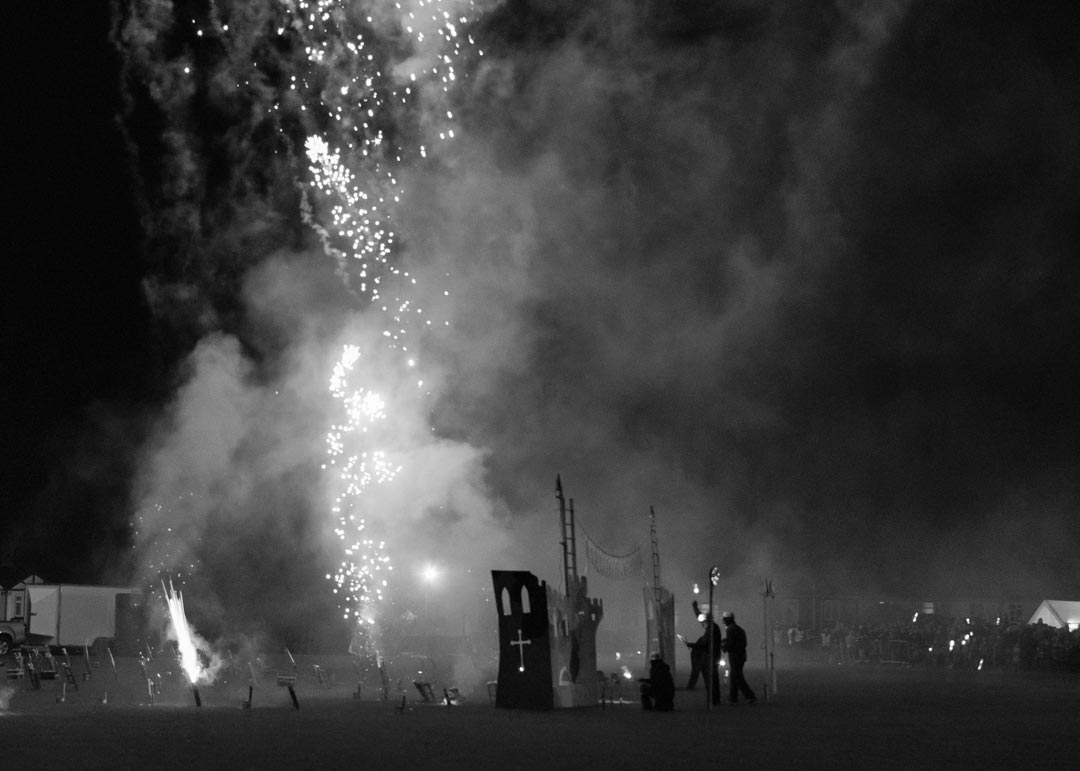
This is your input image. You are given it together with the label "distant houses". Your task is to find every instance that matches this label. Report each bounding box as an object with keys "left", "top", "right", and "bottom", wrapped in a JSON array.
[{"left": 0, "top": 573, "right": 48, "bottom": 621}]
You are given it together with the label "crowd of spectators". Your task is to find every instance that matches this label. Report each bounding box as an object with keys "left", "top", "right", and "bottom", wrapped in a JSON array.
[{"left": 771, "top": 616, "right": 1080, "bottom": 671}]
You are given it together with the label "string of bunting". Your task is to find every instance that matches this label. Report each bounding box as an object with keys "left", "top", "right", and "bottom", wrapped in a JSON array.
[{"left": 584, "top": 532, "right": 645, "bottom": 580}]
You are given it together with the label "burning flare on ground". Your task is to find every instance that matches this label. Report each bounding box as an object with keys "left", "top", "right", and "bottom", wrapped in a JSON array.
[{"left": 163, "top": 580, "right": 210, "bottom": 685}]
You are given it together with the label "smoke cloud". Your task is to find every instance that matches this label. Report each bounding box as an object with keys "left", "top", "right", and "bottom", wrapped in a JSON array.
[{"left": 113, "top": 0, "right": 1080, "bottom": 654}]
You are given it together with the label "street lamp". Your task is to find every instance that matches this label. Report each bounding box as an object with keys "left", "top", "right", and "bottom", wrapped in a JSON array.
[
  {"left": 419, "top": 564, "right": 441, "bottom": 659},
  {"left": 420, "top": 563, "right": 440, "bottom": 622}
]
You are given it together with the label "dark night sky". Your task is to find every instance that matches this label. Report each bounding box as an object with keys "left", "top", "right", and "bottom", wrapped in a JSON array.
[
  {"left": 3, "top": 0, "right": 1079, "bottom": 648},
  {"left": 3, "top": 3, "right": 154, "bottom": 581}
]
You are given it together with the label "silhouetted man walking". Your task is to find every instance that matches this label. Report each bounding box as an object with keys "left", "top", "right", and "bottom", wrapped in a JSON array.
[{"left": 721, "top": 611, "right": 756, "bottom": 704}]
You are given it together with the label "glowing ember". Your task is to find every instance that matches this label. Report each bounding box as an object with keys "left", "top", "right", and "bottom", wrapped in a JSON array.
[{"left": 163, "top": 580, "right": 203, "bottom": 685}]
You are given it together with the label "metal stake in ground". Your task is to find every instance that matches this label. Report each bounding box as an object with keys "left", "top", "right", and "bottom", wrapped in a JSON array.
[
  {"left": 282, "top": 646, "right": 300, "bottom": 709},
  {"left": 139, "top": 655, "right": 155, "bottom": 704}
]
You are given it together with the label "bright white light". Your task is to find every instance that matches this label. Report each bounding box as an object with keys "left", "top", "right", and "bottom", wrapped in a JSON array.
[
  {"left": 163, "top": 580, "right": 202, "bottom": 685},
  {"left": 421, "top": 563, "right": 440, "bottom": 584}
]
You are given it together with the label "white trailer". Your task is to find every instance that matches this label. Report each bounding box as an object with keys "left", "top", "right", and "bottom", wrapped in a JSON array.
[{"left": 26, "top": 584, "right": 140, "bottom": 648}]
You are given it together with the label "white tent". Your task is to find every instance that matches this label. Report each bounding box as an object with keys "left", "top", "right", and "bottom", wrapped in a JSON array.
[{"left": 1028, "top": 600, "right": 1080, "bottom": 631}]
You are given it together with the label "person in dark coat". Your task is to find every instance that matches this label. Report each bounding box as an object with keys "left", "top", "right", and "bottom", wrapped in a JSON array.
[
  {"left": 682, "top": 620, "right": 709, "bottom": 690},
  {"left": 721, "top": 610, "right": 757, "bottom": 704},
  {"left": 639, "top": 654, "right": 675, "bottom": 711},
  {"left": 685, "top": 601, "right": 723, "bottom": 704}
]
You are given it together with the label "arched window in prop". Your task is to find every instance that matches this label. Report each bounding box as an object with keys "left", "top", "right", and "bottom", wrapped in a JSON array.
[
  {"left": 500, "top": 587, "right": 511, "bottom": 616},
  {"left": 520, "top": 586, "right": 531, "bottom": 614}
]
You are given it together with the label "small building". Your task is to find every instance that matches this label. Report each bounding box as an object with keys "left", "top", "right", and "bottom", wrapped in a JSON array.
[
  {"left": 1028, "top": 600, "right": 1080, "bottom": 631},
  {"left": 1, "top": 574, "right": 48, "bottom": 621}
]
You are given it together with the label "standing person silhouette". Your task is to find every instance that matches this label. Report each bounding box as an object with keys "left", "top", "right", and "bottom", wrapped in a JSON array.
[
  {"left": 687, "top": 600, "right": 723, "bottom": 704},
  {"left": 721, "top": 610, "right": 757, "bottom": 704},
  {"left": 681, "top": 619, "right": 709, "bottom": 689}
]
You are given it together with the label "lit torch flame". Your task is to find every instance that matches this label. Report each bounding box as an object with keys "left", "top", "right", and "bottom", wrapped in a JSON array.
[{"left": 163, "top": 580, "right": 202, "bottom": 685}]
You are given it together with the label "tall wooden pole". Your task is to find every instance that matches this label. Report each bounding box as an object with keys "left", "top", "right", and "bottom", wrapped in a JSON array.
[
  {"left": 556, "top": 475, "right": 571, "bottom": 598},
  {"left": 568, "top": 497, "right": 578, "bottom": 592},
  {"left": 706, "top": 565, "right": 720, "bottom": 710},
  {"left": 649, "top": 507, "right": 663, "bottom": 661},
  {"left": 762, "top": 578, "right": 774, "bottom": 703}
]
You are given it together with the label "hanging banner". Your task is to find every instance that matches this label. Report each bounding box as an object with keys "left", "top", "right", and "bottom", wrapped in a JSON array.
[{"left": 584, "top": 535, "right": 644, "bottom": 580}]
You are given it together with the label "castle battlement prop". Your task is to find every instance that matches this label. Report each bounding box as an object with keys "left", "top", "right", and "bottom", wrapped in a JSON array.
[
  {"left": 491, "top": 570, "right": 603, "bottom": 709},
  {"left": 490, "top": 477, "right": 604, "bottom": 709}
]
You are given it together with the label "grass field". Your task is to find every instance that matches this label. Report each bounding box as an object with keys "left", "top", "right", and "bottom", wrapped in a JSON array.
[{"left": 1, "top": 656, "right": 1077, "bottom": 770}]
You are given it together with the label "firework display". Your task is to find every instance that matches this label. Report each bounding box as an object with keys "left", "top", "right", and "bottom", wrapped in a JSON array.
[
  {"left": 282, "top": 0, "right": 480, "bottom": 649},
  {"left": 111, "top": 0, "right": 488, "bottom": 652}
]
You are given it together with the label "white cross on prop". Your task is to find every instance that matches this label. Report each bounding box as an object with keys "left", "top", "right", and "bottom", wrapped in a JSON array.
[{"left": 511, "top": 628, "right": 531, "bottom": 672}]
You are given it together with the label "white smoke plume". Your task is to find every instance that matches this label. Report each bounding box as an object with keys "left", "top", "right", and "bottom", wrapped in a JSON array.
[{"left": 113, "top": 0, "right": 1080, "bottom": 658}]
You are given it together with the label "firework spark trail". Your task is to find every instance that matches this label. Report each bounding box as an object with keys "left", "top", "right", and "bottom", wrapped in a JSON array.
[
  {"left": 115, "top": 0, "right": 504, "bottom": 653},
  {"left": 163, "top": 579, "right": 206, "bottom": 685},
  {"left": 133, "top": 494, "right": 204, "bottom": 587},
  {"left": 325, "top": 343, "right": 397, "bottom": 628},
  {"left": 281, "top": 0, "right": 482, "bottom": 649}
]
